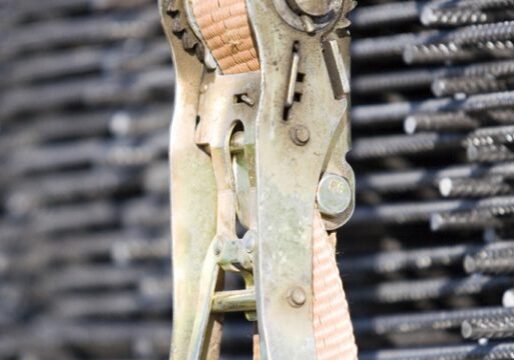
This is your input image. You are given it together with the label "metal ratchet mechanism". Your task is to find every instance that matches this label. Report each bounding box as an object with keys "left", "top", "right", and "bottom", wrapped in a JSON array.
[{"left": 159, "top": 0, "right": 357, "bottom": 358}]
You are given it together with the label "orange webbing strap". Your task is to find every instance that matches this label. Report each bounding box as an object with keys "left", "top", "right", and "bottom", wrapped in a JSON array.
[
  {"left": 252, "top": 332, "right": 260, "bottom": 360},
  {"left": 313, "top": 212, "right": 357, "bottom": 360},
  {"left": 191, "top": 1, "right": 357, "bottom": 358},
  {"left": 192, "top": 0, "right": 259, "bottom": 74}
]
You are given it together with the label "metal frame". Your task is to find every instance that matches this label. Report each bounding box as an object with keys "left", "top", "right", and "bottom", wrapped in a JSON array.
[{"left": 159, "top": 1, "right": 356, "bottom": 358}]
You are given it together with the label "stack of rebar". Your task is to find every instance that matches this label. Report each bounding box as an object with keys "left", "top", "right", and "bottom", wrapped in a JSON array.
[
  {"left": 346, "top": 0, "right": 514, "bottom": 358},
  {"left": 2, "top": 0, "right": 514, "bottom": 359},
  {"left": 0, "top": 1, "right": 174, "bottom": 359}
]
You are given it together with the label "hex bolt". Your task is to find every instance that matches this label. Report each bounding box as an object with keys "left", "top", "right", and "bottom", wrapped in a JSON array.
[
  {"left": 288, "top": 287, "right": 307, "bottom": 308},
  {"left": 290, "top": 125, "right": 310, "bottom": 146},
  {"left": 316, "top": 174, "right": 352, "bottom": 217}
]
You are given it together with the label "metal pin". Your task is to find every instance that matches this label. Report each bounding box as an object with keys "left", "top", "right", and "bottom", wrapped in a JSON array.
[
  {"left": 212, "top": 289, "right": 256, "bottom": 313},
  {"left": 285, "top": 43, "right": 301, "bottom": 109},
  {"left": 300, "top": 15, "right": 315, "bottom": 34}
]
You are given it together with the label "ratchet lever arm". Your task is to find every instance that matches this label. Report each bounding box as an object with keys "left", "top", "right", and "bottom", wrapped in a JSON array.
[{"left": 159, "top": 0, "right": 357, "bottom": 359}]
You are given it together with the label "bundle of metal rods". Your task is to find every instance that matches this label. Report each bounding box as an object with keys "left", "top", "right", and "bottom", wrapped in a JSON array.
[
  {"left": 0, "top": 1, "right": 175, "bottom": 359},
  {"left": 346, "top": 0, "right": 514, "bottom": 358},
  {"left": 2, "top": 0, "right": 514, "bottom": 359}
]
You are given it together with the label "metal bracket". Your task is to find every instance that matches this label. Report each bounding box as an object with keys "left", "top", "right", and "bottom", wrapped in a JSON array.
[{"left": 159, "top": 0, "right": 355, "bottom": 358}]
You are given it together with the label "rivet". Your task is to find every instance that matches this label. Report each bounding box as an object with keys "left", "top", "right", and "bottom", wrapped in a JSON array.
[
  {"left": 288, "top": 287, "right": 306, "bottom": 307},
  {"left": 290, "top": 125, "right": 310, "bottom": 146}
]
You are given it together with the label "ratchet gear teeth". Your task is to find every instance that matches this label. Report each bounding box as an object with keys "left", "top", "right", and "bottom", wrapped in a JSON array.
[{"left": 165, "top": 0, "right": 205, "bottom": 63}]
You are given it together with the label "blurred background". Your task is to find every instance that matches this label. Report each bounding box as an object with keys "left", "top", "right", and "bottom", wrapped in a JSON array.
[
  {"left": 2, "top": 0, "right": 514, "bottom": 359},
  {"left": 1, "top": 1, "right": 174, "bottom": 359}
]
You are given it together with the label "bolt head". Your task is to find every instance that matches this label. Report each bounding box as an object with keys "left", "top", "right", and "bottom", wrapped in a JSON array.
[
  {"left": 316, "top": 174, "right": 352, "bottom": 217},
  {"left": 290, "top": 125, "right": 310, "bottom": 146},
  {"left": 288, "top": 287, "right": 307, "bottom": 307}
]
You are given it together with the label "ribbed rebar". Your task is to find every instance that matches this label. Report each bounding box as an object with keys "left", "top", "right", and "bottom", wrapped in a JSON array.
[{"left": 462, "top": 316, "right": 514, "bottom": 339}]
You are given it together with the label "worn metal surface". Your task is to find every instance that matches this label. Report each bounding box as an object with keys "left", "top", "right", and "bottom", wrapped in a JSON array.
[{"left": 160, "top": 0, "right": 355, "bottom": 358}]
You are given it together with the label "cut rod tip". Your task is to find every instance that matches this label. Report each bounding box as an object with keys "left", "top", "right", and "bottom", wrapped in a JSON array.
[
  {"left": 439, "top": 178, "right": 454, "bottom": 197},
  {"left": 461, "top": 320, "right": 473, "bottom": 339}
]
